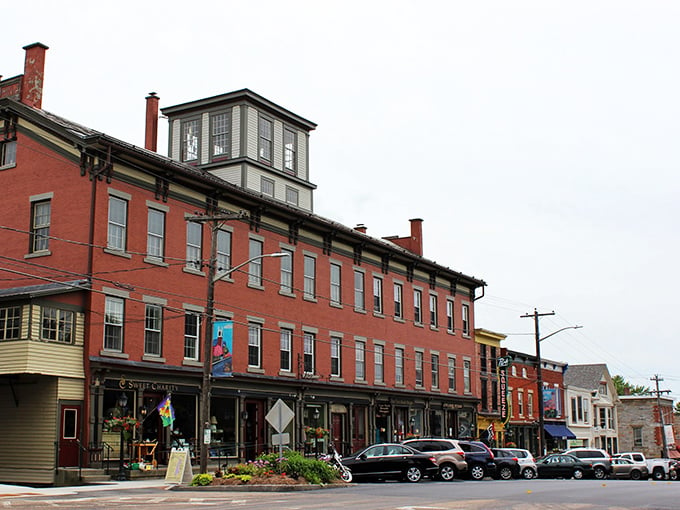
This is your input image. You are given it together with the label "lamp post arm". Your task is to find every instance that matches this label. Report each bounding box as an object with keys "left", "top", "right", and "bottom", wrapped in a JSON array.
[
  {"left": 539, "top": 325, "right": 583, "bottom": 343},
  {"left": 213, "top": 252, "right": 289, "bottom": 283}
]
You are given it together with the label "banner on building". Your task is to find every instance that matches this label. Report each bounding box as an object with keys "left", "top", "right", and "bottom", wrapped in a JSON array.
[
  {"left": 157, "top": 394, "right": 175, "bottom": 428},
  {"left": 497, "top": 356, "right": 511, "bottom": 421},
  {"left": 487, "top": 422, "right": 495, "bottom": 441},
  {"left": 212, "top": 320, "right": 233, "bottom": 377},
  {"left": 543, "top": 388, "right": 561, "bottom": 418}
]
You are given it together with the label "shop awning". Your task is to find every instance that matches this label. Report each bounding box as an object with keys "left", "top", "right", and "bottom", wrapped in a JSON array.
[{"left": 544, "top": 424, "right": 576, "bottom": 439}]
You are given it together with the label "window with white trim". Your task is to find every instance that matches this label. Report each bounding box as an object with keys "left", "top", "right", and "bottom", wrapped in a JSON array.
[
  {"left": 0, "top": 306, "right": 21, "bottom": 340},
  {"left": 447, "top": 357, "right": 456, "bottom": 392},
  {"left": 413, "top": 289, "right": 422, "bottom": 324},
  {"left": 374, "top": 344, "right": 384, "bottom": 383},
  {"left": 0, "top": 140, "right": 16, "bottom": 167},
  {"left": 211, "top": 112, "right": 229, "bottom": 158},
  {"left": 461, "top": 303, "right": 470, "bottom": 336},
  {"left": 395, "top": 347, "right": 404, "bottom": 385},
  {"left": 280, "top": 328, "right": 292, "bottom": 372},
  {"left": 330, "top": 263, "right": 341, "bottom": 305},
  {"left": 354, "top": 270, "right": 365, "bottom": 311},
  {"left": 261, "top": 177, "right": 274, "bottom": 197},
  {"left": 258, "top": 116, "right": 272, "bottom": 162},
  {"left": 280, "top": 249, "right": 294, "bottom": 293},
  {"left": 147, "top": 208, "right": 165, "bottom": 261},
  {"left": 429, "top": 294, "right": 438, "bottom": 327},
  {"left": 184, "top": 313, "right": 200, "bottom": 360},
  {"left": 41, "top": 306, "right": 73, "bottom": 343},
  {"left": 248, "top": 323, "right": 262, "bottom": 368},
  {"left": 355, "top": 340, "right": 366, "bottom": 381},
  {"left": 108, "top": 196, "right": 127, "bottom": 252},
  {"left": 415, "top": 351, "right": 424, "bottom": 387},
  {"left": 303, "top": 255, "right": 316, "bottom": 299},
  {"left": 181, "top": 119, "right": 199, "bottom": 162},
  {"left": 248, "top": 238, "right": 263, "bottom": 286},
  {"left": 284, "top": 128, "right": 296, "bottom": 173},
  {"left": 518, "top": 391, "right": 524, "bottom": 416},
  {"left": 285, "top": 186, "right": 299, "bottom": 206},
  {"left": 463, "top": 359, "right": 471, "bottom": 393},
  {"left": 446, "top": 300, "right": 454, "bottom": 333},
  {"left": 216, "top": 230, "right": 231, "bottom": 273},
  {"left": 330, "top": 336, "right": 341, "bottom": 377},
  {"left": 104, "top": 296, "right": 124, "bottom": 351},
  {"left": 431, "top": 354, "right": 439, "bottom": 389},
  {"left": 394, "top": 282, "right": 403, "bottom": 319},
  {"left": 185, "top": 222, "right": 202, "bottom": 270},
  {"left": 30, "top": 199, "right": 51, "bottom": 253},
  {"left": 144, "top": 304, "right": 162, "bottom": 356},
  {"left": 373, "top": 276, "right": 383, "bottom": 314},
  {"left": 304, "top": 332, "right": 315, "bottom": 375}
]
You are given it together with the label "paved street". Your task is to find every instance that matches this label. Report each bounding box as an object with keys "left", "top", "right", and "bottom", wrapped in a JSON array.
[{"left": 2, "top": 478, "right": 680, "bottom": 509}]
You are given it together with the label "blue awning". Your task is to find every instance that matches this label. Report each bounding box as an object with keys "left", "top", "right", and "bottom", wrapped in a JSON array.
[{"left": 544, "top": 424, "right": 576, "bottom": 439}]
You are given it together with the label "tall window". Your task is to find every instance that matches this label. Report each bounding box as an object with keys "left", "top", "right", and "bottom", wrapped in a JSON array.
[
  {"left": 0, "top": 140, "right": 16, "bottom": 167},
  {"left": 211, "top": 112, "right": 229, "bottom": 157},
  {"left": 448, "top": 357, "right": 456, "bottom": 392},
  {"left": 394, "top": 283, "right": 403, "bottom": 319},
  {"left": 373, "top": 277, "right": 383, "bottom": 314},
  {"left": 284, "top": 128, "right": 296, "bottom": 172},
  {"left": 304, "top": 333, "right": 315, "bottom": 374},
  {"left": 571, "top": 397, "right": 578, "bottom": 424},
  {"left": 181, "top": 119, "right": 199, "bottom": 162},
  {"left": 261, "top": 177, "right": 275, "bottom": 197},
  {"left": 108, "top": 196, "right": 127, "bottom": 251},
  {"left": 413, "top": 289, "right": 422, "bottom": 324},
  {"left": 375, "top": 344, "right": 384, "bottom": 383},
  {"left": 28, "top": 199, "right": 51, "bottom": 253},
  {"left": 280, "top": 249, "right": 294, "bottom": 293},
  {"left": 330, "top": 336, "right": 341, "bottom": 377},
  {"left": 527, "top": 392, "right": 534, "bottom": 417},
  {"left": 280, "top": 328, "right": 292, "bottom": 372},
  {"left": 216, "top": 230, "right": 231, "bottom": 273},
  {"left": 415, "top": 351, "right": 424, "bottom": 387},
  {"left": 431, "top": 354, "right": 439, "bottom": 388},
  {"left": 633, "top": 426, "right": 643, "bottom": 447},
  {"left": 463, "top": 359, "right": 471, "bottom": 393},
  {"left": 0, "top": 306, "right": 21, "bottom": 340},
  {"left": 144, "top": 304, "right": 162, "bottom": 356},
  {"left": 330, "top": 263, "right": 342, "bottom": 305},
  {"left": 395, "top": 347, "right": 404, "bottom": 385},
  {"left": 186, "top": 222, "right": 202, "bottom": 270},
  {"left": 248, "top": 239, "right": 263, "bottom": 285},
  {"left": 41, "top": 306, "right": 73, "bottom": 343},
  {"left": 462, "top": 304, "right": 470, "bottom": 336},
  {"left": 258, "top": 116, "right": 272, "bottom": 162},
  {"left": 248, "top": 323, "right": 262, "bottom": 368},
  {"left": 303, "top": 255, "right": 316, "bottom": 298},
  {"left": 480, "top": 344, "right": 487, "bottom": 374},
  {"left": 184, "top": 313, "right": 200, "bottom": 360},
  {"left": 518, "top": 391, "right": 524, "bottom": 416},
  {"left": 355, "top": 340, "right": 366, "bottom": 381},
  {"left": 429, "top": 294, "right": 438, "bottom": 327},
  {"left": 354, "top": 270, "right": 365, "bottom": 311},
  {"left": 147, "top": 209, "right": 165, "bottom": 261},
  {"left": 446, "top": 300, "right": 454, "bottom": 332},
  {"left": 480, "top": 378, "right": 488, "bottom": 410},
  {"left": 104, "top": 296, "right": 124, "bottom": 351}
]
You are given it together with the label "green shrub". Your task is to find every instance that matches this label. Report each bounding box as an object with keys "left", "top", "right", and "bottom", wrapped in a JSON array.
[{"left": 190, "top": 473, "right": 214, "bottom": 486}]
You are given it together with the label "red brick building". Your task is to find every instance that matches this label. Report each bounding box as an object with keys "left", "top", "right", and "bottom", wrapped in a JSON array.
[{"left": 0, "top": 43, "right": 486, "bottom": 484}]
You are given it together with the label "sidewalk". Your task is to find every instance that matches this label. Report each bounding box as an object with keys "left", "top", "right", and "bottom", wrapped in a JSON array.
[{"left": 0, "top": 479, "right": 172, "bottom": 498}]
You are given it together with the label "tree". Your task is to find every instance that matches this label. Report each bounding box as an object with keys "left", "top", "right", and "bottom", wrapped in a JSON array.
[
  {"left": 612, "top": 375, "right": 651, "bottom": 396},
  {"left": 674, "top": 401, "right": 680, "bottom": 416}
]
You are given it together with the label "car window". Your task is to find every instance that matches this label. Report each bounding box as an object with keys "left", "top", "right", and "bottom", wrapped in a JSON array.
[
  {"left": 632, "top": 454, "right": 643, "bottom": 462},
  {"left": 407, "top": 441, "right": 425, "bottom": 451},
  {"left": 570, "top": 451, "right": 586, "bottom": 458},
  {"left": 364, "top": 446, "right": 384, "bottom": 457}
]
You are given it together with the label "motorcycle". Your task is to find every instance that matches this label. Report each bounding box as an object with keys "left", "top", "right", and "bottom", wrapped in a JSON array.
[{"left": 322, "top": 443, "right": 353, "bottom": 482}]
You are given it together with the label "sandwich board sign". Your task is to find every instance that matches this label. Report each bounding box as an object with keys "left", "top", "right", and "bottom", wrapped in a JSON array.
[{"left": 165, "top": 447, "right": 193, "bottom": 485}]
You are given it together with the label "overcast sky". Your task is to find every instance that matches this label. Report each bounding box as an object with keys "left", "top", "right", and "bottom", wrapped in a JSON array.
[{"left": 4, "top": 1, "right": 679, "bottom": 400}]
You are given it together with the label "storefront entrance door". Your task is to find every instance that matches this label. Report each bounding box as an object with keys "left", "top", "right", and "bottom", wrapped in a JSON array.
[{"left": 58, "top": 404, "right": 81, "bottom": 467}]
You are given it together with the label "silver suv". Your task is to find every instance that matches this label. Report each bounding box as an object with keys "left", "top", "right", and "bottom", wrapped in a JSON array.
[
  {"left": 564, "top": 448, "right": 612, "bottom": 480},
  {"left": 402, "top": 438, "right": 468, "bottom": 481},
  {"left": 495, "top": 447, "right": 537, "bottom": 479}
]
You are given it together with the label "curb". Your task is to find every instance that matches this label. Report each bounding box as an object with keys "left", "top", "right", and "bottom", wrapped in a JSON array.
[{"left": 169, "top": 483, "right": 352, "bottom": 492}]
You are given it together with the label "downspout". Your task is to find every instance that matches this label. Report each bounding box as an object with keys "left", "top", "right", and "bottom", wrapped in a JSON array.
[{"left": 86, "top": 152, "right": 98, "bottom": 445}]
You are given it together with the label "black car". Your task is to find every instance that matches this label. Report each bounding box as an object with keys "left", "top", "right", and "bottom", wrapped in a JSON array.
[
  {"left": 341, "top": 443, "right": 438, "bottom": 483},
  {"left": 458, "top": 440, "right": 497, "bottom": 480},
  {"left": 491, "top": 448, "right": 522, "bottom": 479},
  {"left": 536, "top": 453, "right": 595, "bottom": 479}
]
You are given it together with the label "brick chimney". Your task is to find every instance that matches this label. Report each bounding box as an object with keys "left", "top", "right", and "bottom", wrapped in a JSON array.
[
  {"left": 382, "top": 218, "right": 424, "bottom": 256},
  {"left": 145, "top": 92, "right": 159, "bottom": 151},
  {"left": 20, "top": 43, "right": 49, "bottom": 109},
  {"left": 354, "top": 224, "right": 367, "bottom": 234}
]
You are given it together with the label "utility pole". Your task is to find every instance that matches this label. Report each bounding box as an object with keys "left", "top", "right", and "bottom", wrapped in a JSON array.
[
  {"left": 521, "top": 309, "right": 555, "bottom": 457},
  {"left": 187, "top": 209, "right": 247, "bottom": 474},
  {"left": 651, "top": 374, "right": 672, "bottom": 458}
]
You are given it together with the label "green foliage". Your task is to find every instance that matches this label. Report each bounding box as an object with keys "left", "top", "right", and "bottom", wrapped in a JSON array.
[
  {"left": 613, "top": 375, "right": 651, "bottom": 396},
  {"left": 190, "top": 473, "right": 214, "bottom": 486},
  {"left": 227, "top": 450, "right": 339, "bottom": 485}
]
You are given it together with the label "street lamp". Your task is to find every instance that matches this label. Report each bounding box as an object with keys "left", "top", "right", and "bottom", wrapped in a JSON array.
[
  {"left": 533, "top": 322, "right": 582, "bottom": 456},
  {"left": 199, "top": 251, "right": 289, "bottom": 474},
  {"left": 116, "top": 392, "right": 129, "bottom": 481}
]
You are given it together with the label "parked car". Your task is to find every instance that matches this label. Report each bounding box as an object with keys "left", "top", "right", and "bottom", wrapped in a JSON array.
[
  {"left": 458, "top": 440, "right": 497, "bottom": 480},
  {"left": 535, "top": 453, "right": 595, "bottom": 479},
  {"left": 669, "top": 460, "right": 679, "bottom": 481},
  {"left": 402, "top": 438, "right": 468, "bottom": 481},
  {"left": 614, "top": 452, "right": 672, "bottom": 481},
  {"left": 494, "top": 447, "right": 537, "bottom": 479},
  {"left": 610, "top": 457, "right": 649, "bottom": 480},
  {"left": 564, "top": 448, "right": 612, "bottom": 480},
  {"left": 340, "top": 443, "right": 438, "bottom": 483},
  {"left": 490, "top": 449, "right": 521, "bottom": 479}
]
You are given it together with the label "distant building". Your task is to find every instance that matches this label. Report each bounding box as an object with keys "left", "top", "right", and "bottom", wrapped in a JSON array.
[
  {"left": 618, "top": 395, "right": 677, "bottom": 458},
  {"left": 474, "top": 329, "right": 506, "bottom": 446}
]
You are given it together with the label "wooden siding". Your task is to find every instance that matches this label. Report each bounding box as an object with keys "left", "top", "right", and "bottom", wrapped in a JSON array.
[
  {"left": 171, "top": 119, "right": 181, "bottom": 160},
  {"left": 246, "top": 106, "right": 258, "bottom": 160},
  {"left": 58, "top": 377, "right": 84, "bottom": 400},
  {"left": 298, "top": 187, "right": 312, "bottom": 211},
  {"left": 0, "top": 339, "right": 85, "bottom": 378},
  {"left": 232, "top": 105, "right": 241, "bottom": 158},
  {"left": 200, "top": 112, "right": 210, "bottom": 164},
  {"left": 298, "top": 130, "right": 308, "bottom": 181},
  {"left": 0, "top": 377, "right": 58, "bottom": 484},
  {"left": 273, "top": 119, "right": 283, "bottom": 170},
  {"left": 209, "top": 165, "right": 242, "bottom": 187}
]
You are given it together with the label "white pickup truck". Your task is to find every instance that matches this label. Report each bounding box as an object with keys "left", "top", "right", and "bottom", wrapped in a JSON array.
[{"left": 615, "top": 452, "right": 673, "bottom": 480}]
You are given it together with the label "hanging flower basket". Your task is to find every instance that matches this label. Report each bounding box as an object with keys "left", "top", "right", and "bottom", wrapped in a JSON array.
[
  {"left": 103, "top": 416, "right": 140, "bottom": 440},
  {"left": 304, "top": 426, "right": 329, "bottom": 439}
]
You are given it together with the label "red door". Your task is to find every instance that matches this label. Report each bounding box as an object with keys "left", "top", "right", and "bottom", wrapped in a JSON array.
[{"left": 58, "top": 404, "right": 81, "bottom": 467}]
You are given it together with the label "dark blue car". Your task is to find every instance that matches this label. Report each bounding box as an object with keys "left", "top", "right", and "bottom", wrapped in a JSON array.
[{"left": 341, "top": 443, "right": 438, "bottom": 483}]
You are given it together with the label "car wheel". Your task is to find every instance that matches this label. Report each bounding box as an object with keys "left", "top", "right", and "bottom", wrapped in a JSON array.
[
  {"left": 438, "top": 463, "right": 456, "bottom": 482},
  {"left": 404, "top": 466, "right": 423, "bottom": 483},
  {"left": 670, "top": 470, "right": 678, "bottom": 481},
  {"left": 470, "top": 464, "right": 486, "bottom": 480},
  {"left": 653, "top": 468, "right": 665, "bottom": 480},
  {"left": 498, "top": 466, "right": 513, "bottom": 480},
  {"left": 573, "top": 468, "right": 584, "bottom": 480},
  {"left": 522, "top": 468, "right": 536, "bottom": 480},
  {"left": 629, "top": 469, "right": 642, "bottom": 481},
  {"left": 593, "top": 466, "right": 607, "bottom": 480}
]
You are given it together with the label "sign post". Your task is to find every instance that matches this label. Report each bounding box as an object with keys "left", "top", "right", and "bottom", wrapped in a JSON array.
[{"left": 265, "top": 399, "right": 295, "bottom": 458}]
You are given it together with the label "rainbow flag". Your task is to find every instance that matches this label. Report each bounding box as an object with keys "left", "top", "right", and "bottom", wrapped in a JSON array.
[{"left": 157, "top": 395, "right": 175, "bottom": 428}]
